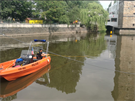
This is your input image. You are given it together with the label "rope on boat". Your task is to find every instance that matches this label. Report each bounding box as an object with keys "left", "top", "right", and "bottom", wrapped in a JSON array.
[
  {"left": 49, "top": 54, "right": 92, "bottom": 57},
  {"left": 1, "top": 33, "right": 135, "bottom": 75}
]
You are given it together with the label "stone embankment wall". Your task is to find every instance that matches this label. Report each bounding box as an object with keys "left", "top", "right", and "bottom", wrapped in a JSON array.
[{"left": 0, "top": 24, "right": 87, "bottom": 37}]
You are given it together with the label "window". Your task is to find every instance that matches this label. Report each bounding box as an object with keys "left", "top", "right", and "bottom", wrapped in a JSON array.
[
  {"left": 133, "top": 13, "right": 135, "bottom": 15},
  {"left": 111, "top": 18, "right": 117, "bottom": 22},
  {"left": 133, "top": 24, "right": 135, "bottom": 26},
  {"left": 108, "top": 20, "right": 110, "bottom": 22}
]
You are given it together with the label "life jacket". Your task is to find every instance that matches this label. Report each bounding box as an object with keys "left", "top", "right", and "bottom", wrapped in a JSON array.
[{"left": 36, "top": 52, "right": 42, "bottom": 59}]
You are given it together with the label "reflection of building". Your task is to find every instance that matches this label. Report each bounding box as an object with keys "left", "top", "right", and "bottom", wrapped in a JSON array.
[
  {"left": 104, "top": 35, "right": 117, "bottom": 59},
  {"left": 112, "top": 36, "right": 135, "bottom": 101}
]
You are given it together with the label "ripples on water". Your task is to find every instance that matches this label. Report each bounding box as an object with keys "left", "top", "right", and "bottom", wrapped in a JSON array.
[{"left": 0, "top": 34, "right": 135, "bottom": 101}]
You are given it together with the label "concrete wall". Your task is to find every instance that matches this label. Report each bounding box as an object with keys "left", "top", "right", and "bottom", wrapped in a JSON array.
[
  {"left": 0, "top": 24, "right": 80, "bottom": 28},
  {"left": 118, "top": 1, "right": 124, "bottom": 28},
  {"left": 0, "top": 24, "right": 87, "bottom": 37}
]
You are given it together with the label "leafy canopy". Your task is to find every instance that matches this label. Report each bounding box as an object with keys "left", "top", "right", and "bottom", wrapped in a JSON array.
[
  {"left": 80, "top": 2, "right": 108, "bottom": 31},
  {"left": 0, "top": 0, "right": 32, "bottom": 21}
]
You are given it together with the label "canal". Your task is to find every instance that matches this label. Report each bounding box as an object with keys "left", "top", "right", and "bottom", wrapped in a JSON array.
[{"left": 0, "top": 33, "right": 135, "bottom": 101}]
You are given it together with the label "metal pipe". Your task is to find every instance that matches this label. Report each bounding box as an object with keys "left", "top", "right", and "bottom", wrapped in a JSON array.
[
  {"left": 46, "top": 42, "right": 49, "bottom": 55},
  {"left": 27, "top": 41, "right": 33, "bottom": 56}
]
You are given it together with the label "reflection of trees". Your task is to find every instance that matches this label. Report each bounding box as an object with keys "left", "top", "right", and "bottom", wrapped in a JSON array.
[
  {"left": 0, "top": 94, "right": 17, "bottom": 101},
  {"left": 80, "top": 33, "right": 106, "bottom": 58},
  {"left": 36, "top": 33, "right": 106, "bottom": 94},
  {"left": 0, "top": 48, "right": 27, "bottom": 63},
  {"left": 0, "top": 33, "right": 106, "bottom": 94}
]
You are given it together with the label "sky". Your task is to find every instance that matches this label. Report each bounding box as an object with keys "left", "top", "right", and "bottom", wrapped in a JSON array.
[{"left": 99, "top": 1, "right": 112, "bottom": 9}]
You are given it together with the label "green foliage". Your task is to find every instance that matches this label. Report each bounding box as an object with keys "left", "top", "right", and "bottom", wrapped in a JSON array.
[
  {"left": 0, "top": 0, "right": 32, "bottom": 21},
  {"left": 66, "top": 6, "right": 80, "bottom": 23},
  {"left": 114, "top": 0, "right": 117, "bottom": 4},
  {"left": 107, "top": 2, "right": 112, "bottom": 12},
  {"left": 59, "top": 15, "right": 69, "bottom": 24},
  {"left": 109, "top": 2, "right": 112, "bottom": 7},
  {"left": 80, "top": 1, "right": 100, "bottom": 9},
  {"left": 0, "top": 0, "right": 108, "bottom": 28},
  {"left": 33, "top": 1, "right": 67, "bottom": 23},
  {"left": 80, "top": 2, "right": 108, "bottom": 32}
]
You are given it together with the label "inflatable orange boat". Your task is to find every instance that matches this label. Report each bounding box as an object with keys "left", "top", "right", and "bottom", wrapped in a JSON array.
[
  {"left": 0, "top": 39, "right": 51, "bottom": 81},
  {"left": 0, "top": 56, "right": 51, "bottom": 81}
]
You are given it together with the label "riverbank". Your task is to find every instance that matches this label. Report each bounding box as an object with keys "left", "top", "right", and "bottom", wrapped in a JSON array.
[{"left": 0, "top": 24, "right": 87, "bottom": 37}]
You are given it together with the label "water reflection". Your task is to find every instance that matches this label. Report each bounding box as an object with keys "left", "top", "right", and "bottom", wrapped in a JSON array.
[
  {"left": 0, "top": 94, "right": 17, "bottom": 101},
  {"left": 104, "top": 35, "right": 117, "bottom": 59},
  {"left": 0, "top": 35, "right": 49, "bottom": 51},
  {"left": 0, "top": 65, "right": 51, "bottom": 100},
  {"left": 0, "top": 33, "right": 108, "bottom": 100},
  {"left": 0, "top": 33, "right": 87, "bottom": 51},
  {"left": 112, "top": 36, "right": 135, "bottom": 101},
  {"left": 35, "top": 33, "right": 107, "bottom": 94}
]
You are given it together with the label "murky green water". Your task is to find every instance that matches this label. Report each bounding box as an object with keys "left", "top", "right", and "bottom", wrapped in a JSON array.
[{"left": 0, "top": 34, "right": 135, "bottom": 101}]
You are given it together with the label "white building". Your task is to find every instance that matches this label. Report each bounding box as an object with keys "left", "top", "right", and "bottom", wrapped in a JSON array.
[{"left": 106, "top": 1, "right": 119, "bottom": 28}]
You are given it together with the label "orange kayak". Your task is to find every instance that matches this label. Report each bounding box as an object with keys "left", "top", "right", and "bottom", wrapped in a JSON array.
[
  {"left": 0, "top": 56, "right": 51, "bottom": 81},
  {"left": 0, "top": 64, "right": 51, "bottom": 98}
]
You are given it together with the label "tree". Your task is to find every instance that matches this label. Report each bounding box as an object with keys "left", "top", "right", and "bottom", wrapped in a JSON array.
[
  {"left": 65, "top": 1, "right": 100, "bottom": 24},
  {"left": 66, "top": 6, "right": 80, "bottom": 23},
  {"left": 114, "top": 0, "right": 117, "bottom": 4},
  {"left": 80, "top": 2, "right": 108, "bottom": 32},
  {"left": 107, "top": 2, "right": 112, "bottom": 12},
  {"left": 33, "top": 1, "right": 67, "bottom": 24},
  {"left": 0, "top": 0, "right": 33, "bottom": 21},
  {"left": 59, "top": 15, "right": 69, "bottom": 24},
  {"left": 80, "top": 1, "right": 100, "bottom": 9}
]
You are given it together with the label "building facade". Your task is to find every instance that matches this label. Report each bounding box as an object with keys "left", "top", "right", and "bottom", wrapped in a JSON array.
[
  {"left": 118, "top": 1, "right": 135, "bottom": 28},
  {"left": 107, "top": 1, "right": 135, "bottom": 29}
]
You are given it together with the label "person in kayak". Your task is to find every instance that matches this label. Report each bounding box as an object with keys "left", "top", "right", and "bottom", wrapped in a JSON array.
[{"left": 36, "top": 49, "right": 46, "bottom": 59}]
